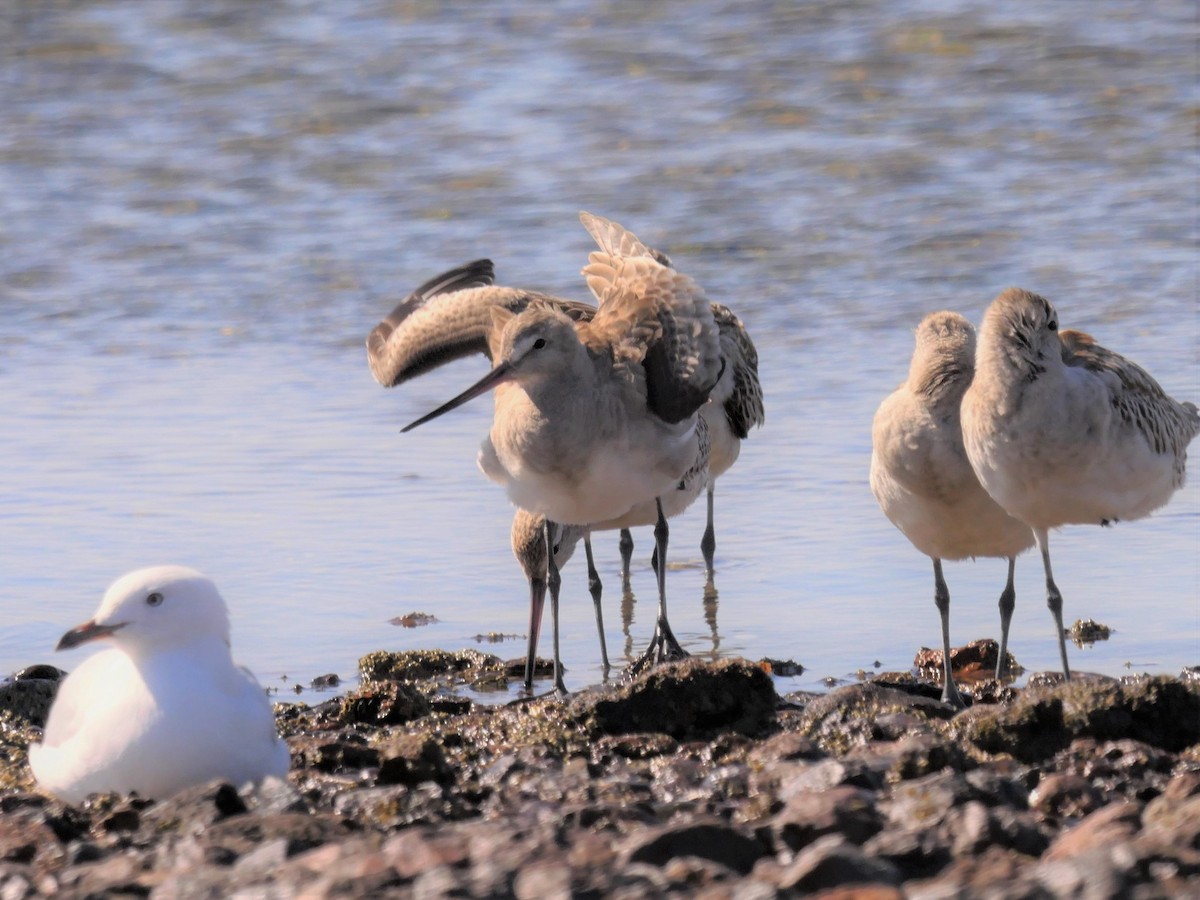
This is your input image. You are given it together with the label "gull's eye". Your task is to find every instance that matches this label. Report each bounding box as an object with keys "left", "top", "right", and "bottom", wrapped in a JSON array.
[
  {"left": 1048, "top": 319, "right": 1057, "bottom": 332},
  {"left": 146, "top": 592, "right": 164, "bottom": 607},
  {"left": 533, "top": 338, "right": 546, "bottom": 350}
]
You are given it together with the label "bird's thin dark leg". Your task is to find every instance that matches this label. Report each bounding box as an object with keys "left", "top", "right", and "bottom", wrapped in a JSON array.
[
  {"left": 582, "top": 532, "right": 611, "bottom": 677},
  {"left": 1035, "top": 527, "right": 1071, "bottom": 680},
  {"left": 628, "top": 498, "right": 689, "bottom": 677},
  {"left": 523, "top": 569, "right": 546, "bottom": 692},
  {"left": 933, "top": 559, "right": 966, "bottom": 709},
  {"left": 545, "top": 519, "right": 568, "bottom": 695},
  {"left": 618, "top": 528, "right": 634, "bottom": 589},
  {"left": 996, "top": 556, "right": 1017, "bottom": 681},
  {"left": 700, "top": 483, "right": 717, "bottom": 579}
]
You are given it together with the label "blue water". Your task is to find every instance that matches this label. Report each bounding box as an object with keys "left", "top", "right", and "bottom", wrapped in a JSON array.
[{"left": 2, "top": 0, "right": 1196, "bottom": 699}]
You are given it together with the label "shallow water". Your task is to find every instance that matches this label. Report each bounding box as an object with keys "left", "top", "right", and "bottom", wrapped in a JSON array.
[{"left": 2, "top": 0, "right": 1196, "bottom": 699}]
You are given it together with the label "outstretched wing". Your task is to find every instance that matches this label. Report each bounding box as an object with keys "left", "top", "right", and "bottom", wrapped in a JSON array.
[
  {"left": 577, "top": 213, "right": 722, "bottom": 425},
  {"left": 366, "top": 260, "right": 595, "bottom": 387}
]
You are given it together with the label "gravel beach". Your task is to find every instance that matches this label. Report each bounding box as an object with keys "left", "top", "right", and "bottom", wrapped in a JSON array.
[{"left": 1, "top": 654, "right": 1197, "bottom": 898}]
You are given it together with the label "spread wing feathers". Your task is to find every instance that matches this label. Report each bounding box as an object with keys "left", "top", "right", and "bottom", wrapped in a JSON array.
[
  {"left": 367, "top": 260, "right": 495, "bottom": 384},
  {"left": 711, "top": 302, "right": 766, "bottom": 439},
  {"left": 366, "top": 260, "right": 595, "bottom": 387},
  {"left": 1060, "top": 328, "right": 1200, "bottom": 462},
  {"left": 579, "top": 211, "right": 672, "bottom": 268},
  {"left": 580, "top": 251, "right": 721, "bottom": 425}
]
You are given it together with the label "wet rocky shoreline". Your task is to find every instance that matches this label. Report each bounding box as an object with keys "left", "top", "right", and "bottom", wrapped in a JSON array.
[{"left": 1, "top": 654, "right": 1197, "bottom": 898}]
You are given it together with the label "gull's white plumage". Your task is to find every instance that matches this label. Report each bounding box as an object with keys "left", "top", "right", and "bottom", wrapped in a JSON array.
[{"left": 29, "top": 566, "right": 290, "bottom": 804}]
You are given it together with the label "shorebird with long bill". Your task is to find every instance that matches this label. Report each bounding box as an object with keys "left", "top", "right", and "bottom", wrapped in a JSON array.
[
  {"left": 368, "top": 213, "right": 723, "bottom": 691},
  {"left": 961, "top": 288, "right": 1199, "bottom": 679},
  {"left": 870, "top": 311, "right": 1034, "bottom": 707}
]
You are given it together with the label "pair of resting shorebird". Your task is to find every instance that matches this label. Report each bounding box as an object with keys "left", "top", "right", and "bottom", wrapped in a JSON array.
[
  {"left": 871, "top": 296, "right": 1199, "bottom": 707},
  {"left": 366, "top": 211, "right": 1198, "bottom": 700},
  {"left": 367, "top": 213, "right": 764, "bottom": 694}
]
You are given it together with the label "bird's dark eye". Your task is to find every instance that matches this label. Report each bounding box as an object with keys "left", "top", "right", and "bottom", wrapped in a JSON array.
[
  {"left": 1048, "top": 319, "right": 1057, "bottom": 331},
  {"left": 146, "top": 592, "right": 164, "bottom": 607},
  {"left": 533, "top": 338, "right": 546, "bottom": 350}
]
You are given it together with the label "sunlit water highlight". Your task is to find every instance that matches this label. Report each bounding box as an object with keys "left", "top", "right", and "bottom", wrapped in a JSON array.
[{"left": 2, "top": 0, "right": 1196, "bottom": 700}]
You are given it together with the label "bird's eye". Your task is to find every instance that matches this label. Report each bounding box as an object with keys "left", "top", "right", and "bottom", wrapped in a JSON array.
[
  {"left": 146, "top": 592, "right": 164, "bottom": 607},
  {"left": 1048, "top": 319, "right": 1057, "bottom": 332},
  {"left": 533, "top": 338, "right": 546, "bottom": 350}
]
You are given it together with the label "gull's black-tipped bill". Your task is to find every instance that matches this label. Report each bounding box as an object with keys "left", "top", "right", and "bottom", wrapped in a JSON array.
[
  {"left": 56, "top": 620, "right": 125, "bottom": 651},
  {"left": 401, "top": 361, "right": 515, "bottom": 433}
]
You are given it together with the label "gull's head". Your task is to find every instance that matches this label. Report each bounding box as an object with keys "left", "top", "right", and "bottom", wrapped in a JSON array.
[
  {"left": 56, "top": 566, "right": 231, "bottom": 655},
  {"left": 909, "top": 311, "right": 975, "bottom": 400},
  {"left": 982, "top": 288, "right": 1061, "bottom": 366}
]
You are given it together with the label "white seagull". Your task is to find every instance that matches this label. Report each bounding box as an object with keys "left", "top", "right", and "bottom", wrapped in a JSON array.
[{"left": 29, "top": 566, "right": 290, "bottom": 804}]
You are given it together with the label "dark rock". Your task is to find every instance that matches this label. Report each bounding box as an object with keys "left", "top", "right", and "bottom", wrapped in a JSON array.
[
  {"left": 861, "top": 827, "right": 951, "bottom": 881},
  {"left": 903, "top": 845, "right": 1043, "bottom": 899},
  {"left": 382, "top": 827, "right": 471, "bottom": 879},
  {"left": 799, "top": 683, "right": 956, "bottom": 756},
  {"left": 307, "top": 736, "right": 381, "bottom": 773},
  {"left": 748, "top": 731, "right": 826, "bottom": 763},
  {"left": 846, "top": 732, "right": 973, "bottom": 781},
  {"left": 774, "top": 835, "right": 902, "bottom": 892},
  {"left": 914, "top": 638, "right": 1020, "bottom": 685},
  {"left": 513, "top": 860, "right": 573, "bottom": 899},
  {"left": 376, "top": 734, "right": 453, "bottom": 786},
  {"left": 1068, "top": 618, "right": 1112, "bottom": 647},
  {"left": 765, "top": 785, "right": 882, "bottom": 852},
  {"left": 960, "top": 676, "right": 1200, "bottom": 763},
  {"left": 1044, "top": 802, "right": 1141, "bottom": 860},
  {"left": 577, "top": 658, "right": 777, "bottom": 740},
  {"left": 594, "top": 732, "right": 680, "bottom": 760},
  {"left": 1035, "top": 843, "right": 1139, "bottom": 898},
  {"left": 1029, "top": 772, "right": 1106, "bottom": 821},
  {"left": 358, "top": 649, "right": 503, "bottom": 683},
  {"left": 806, "top": 887, "right": 904, "bottom": 900},
  {"left": 338, "top": 680, "right": 431, "bottom": 725},
  {"left": 0, "top": 677, "right": 59, "bottom": 726},
  {"left": 622, "top": 819, "right": 767, "bottom": 875},
  {"left": 761, "top": 658, "right": 805, "bottom": 677},
  {"left": 429, "top": 696, "right": 474, "bottom": 716},
  {"left": 0, "top": 818, "right": 56, "bottom": 865},
  {"left": 1142, "top": 776, "right": 1200, "bottom": 852},
  {"left": 882, "top": 770, "right": 980, "bottom": 831},
  {"left": 200, "top": 812, "right": 355, "bottom": 861},
  {"left": 140, "top": 781, "right": 249, "bottom": 834}
]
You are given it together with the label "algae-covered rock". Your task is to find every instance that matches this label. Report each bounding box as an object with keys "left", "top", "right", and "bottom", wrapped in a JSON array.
[
  {"left": 574, "top": 657, "right": 777, "bottom": 740},
  {"left": 960, "top": 676, "right": 1200, "bottom": 763},
  {"left": 0, "top": 666, "right": 66, "bottom": 728},
  {"left": 798, "top": 683, "right": 957, "bottom": 755},
  {"left": 357, "top": 649, "right": 504, "bottom": 684},
  {"left": 339, "top": 681, "right": 430, "bottom": 726},
  {"left": 375, "top": 734, "right": 453, "bottom": 787}
]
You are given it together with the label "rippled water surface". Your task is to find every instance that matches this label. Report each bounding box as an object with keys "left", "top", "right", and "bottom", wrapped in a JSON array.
[{"left": 2, "top": 0, "right": 1196, "bottom": 698}]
